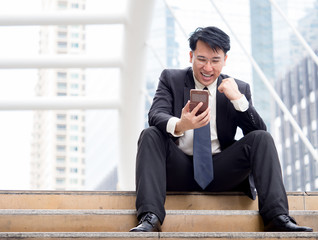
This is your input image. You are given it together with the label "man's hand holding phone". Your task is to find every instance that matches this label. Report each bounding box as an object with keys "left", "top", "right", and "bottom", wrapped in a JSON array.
[
  {"left": 189, "top": 89, "right": 209, "bottom": 115},
  {"left": 174, "top": 89, "right": 210, "bottom": 135}
]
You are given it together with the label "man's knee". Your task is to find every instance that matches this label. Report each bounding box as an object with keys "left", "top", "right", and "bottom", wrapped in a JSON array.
[
  {"left": 140, "top": 126, "right": 162, "bottom": 139},
  {"left": 247, "top": 130, "right": 273, "bottom": 141},
  {"left": 138, "top": 126, "right": 167, "bottom": 145}
]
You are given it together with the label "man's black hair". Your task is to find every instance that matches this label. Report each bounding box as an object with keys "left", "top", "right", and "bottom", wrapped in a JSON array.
[{"left": 189, "top": 26, "right": 230, "bottom": 54}]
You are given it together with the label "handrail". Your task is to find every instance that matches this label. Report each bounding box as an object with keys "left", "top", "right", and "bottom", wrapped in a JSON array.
[
  {"left": 0, "top": 12, "right": 126, "bottom": 26},
  {"left": 0, "top": 97, "right": 120, "bottom": 110},
  {"left": 0, "top": 56, "right": 122, "bottom": 69}
]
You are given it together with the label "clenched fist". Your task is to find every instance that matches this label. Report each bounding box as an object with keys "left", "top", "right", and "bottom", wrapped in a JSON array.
[{"left": 218, "top": 77, "right": 242, "bottom": 101}]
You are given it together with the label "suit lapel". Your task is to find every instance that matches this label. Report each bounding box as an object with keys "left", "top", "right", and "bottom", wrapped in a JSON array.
[
  {"left": 216, "top": 75, "right": 226, "bottom": 145},
  {"left": 184, "top": 68, "right": 195, "bottom": 106},
  {"left": 216, "top": 75, "right": 223, "bottom": 116}
]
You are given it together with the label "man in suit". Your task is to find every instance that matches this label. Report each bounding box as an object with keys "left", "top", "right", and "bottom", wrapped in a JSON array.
[{"left": 129, "top": 26, "right": 313, "bottom": 232}]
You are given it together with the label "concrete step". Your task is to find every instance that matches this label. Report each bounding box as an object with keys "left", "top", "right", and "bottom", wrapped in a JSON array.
[
  {"left": 0, "top": 209, "right": 317, "bottom": 232},
  {"left": 0, "top": 191, "right": 317, "bottom": 237},
  {"left": 1, "top": 232, "right": 318, "bottom": 239},
  {"left": 0, "top": 191, "right": 317, "bottom": 210}
]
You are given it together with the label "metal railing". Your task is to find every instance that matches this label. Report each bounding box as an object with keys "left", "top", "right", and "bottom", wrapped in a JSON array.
[{"left": 0, "top": 0, "right": 156, "bottom": 190}]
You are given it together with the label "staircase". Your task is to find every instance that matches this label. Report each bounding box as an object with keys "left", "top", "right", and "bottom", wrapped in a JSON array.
[{"left": 0, "top": 191, "right": 317, "bottom": 239}]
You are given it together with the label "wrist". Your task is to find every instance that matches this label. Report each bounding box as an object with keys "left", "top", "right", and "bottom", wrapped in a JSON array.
[
  {"left": 231, "top": 93, "right": 243, "bottom": 101},
  {"left": 175, "top": 120, "right": 185, "bottom": 135}
]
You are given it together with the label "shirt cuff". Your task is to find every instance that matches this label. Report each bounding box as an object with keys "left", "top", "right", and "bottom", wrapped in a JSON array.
[
  {"left": 166, "top": 117, "right": 184, "bottom": 137},
  {"left": 231, "top": 95, "right": 249, "bottom": 112}
]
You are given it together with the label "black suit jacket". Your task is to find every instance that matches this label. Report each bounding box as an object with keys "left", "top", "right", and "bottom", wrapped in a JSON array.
[{"left": 148, "top": 67, "right": 267, "bottom": 199}]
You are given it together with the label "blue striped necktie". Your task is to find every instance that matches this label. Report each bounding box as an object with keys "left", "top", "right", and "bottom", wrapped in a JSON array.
[{"left": 193, "top": 87, "right": 213, "bottom": 189}]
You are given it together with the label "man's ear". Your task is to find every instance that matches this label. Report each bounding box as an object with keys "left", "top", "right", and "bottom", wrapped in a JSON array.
[
  {"left": 224, "top": 54, "right": 228, "bottom": 65},
  {"left": 189, "top": 51, "right": 193, "bottom": 63}
]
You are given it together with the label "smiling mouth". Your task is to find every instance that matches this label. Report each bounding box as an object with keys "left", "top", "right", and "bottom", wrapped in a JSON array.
[{"left": 201, "top": 72, "right": 212, "bottom": 78}]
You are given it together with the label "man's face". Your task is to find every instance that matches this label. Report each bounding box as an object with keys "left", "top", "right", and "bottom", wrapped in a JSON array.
[{"left": 189, "top": 40, "right": 227, "bottom": 86}]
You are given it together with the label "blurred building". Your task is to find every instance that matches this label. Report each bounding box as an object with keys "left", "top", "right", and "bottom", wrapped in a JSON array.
[
  {"left": 250, "top": 0, "right": 275, "bottom": 131},
  {"left": 274, "top": 0, "right": 318, "bottom": 191},
  {"left": 30, "top": 0, "right": 86, "bottom": 190},
  {"left": 144, "top": 0, "right": 180, "bottom": 126},
  {"left": 272, "top": 0, "right": 317, "bottom": 77},
  {"left": 275, "top": 51, "right": 318, "bottom": 191},
  {"left": 290, "top": 0, "right": 318, "bottom": 60}
]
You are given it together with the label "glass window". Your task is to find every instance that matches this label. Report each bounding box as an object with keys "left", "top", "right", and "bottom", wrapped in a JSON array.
[
  {"left": 70, "top": 168, "right": 78, "bottom": 173},
  {"left": 56, "top": 114, "right": 66, "bottom": 120},
  {"left": 71, "top": 3, "right": 79, "bottom": 8},
  {"left": 56, "top": 157, "right": 65, "bottom": 163},
  {"left": 70, "top": 146, "right": 78, "bottom": 152},
  {"left": 71, "top": 43, "right": 79, "bottom": 48},
  {"left": 70, "top": 115, "right": 78, "bottom": 120},
  {"left": 57, "top": 145, "right": 66, "bottom": 152},
  {"left": 56, "top": 167, "right": 65, "bottom": 173},
  {"left": 57, "top": 41, "right": 67, "bottom": 48},
  {"left": 70, "top": 178, "right": 78, "bottom": 184},
  {"left": 70, "top": 125, "right": 78, "bottom": 131},
  {"left": 312, "top": 120, "right": 317, "bottom": 131},
  {"left": 71, "top": 33, "right": 79, "bottom": 38},
  {"left": 57, "top": 124, "right": 66, "bottom": 130},
  {"left": 57, "top": 135, "right": 66, "bottom": 141},
  {"left": 57, "top": 1, "right": 67, "bottom": 8},
  {"left": 57, "top": 32, "right": 67, "bottom": 38},
  {"left": 57, "top": 72, "right": 67, "bottom": 79},
  {"left": 56, "top": 178, "right": 65, "bottom": 184},
  {"left": 57, "top": 82, "right": 67, "bottom": 89},
  {"left": 71, "top": 83, "right": 79, "bottom": 89},
  {"left": 70, "top": 73, "right": 79, "bottom": 79},
  {"left": 70, "top": 135, "right": 78, "bottom": 141}
]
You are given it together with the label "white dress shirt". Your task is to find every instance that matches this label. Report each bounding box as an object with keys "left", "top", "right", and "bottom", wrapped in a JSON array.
[{"left": 166, "top": 74, "right": 249, "bottom": 155}]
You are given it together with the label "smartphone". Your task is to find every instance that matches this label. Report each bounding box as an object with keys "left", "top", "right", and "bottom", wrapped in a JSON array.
[{"left": 189, "top": 89, "right": 209, "bottom": 116}]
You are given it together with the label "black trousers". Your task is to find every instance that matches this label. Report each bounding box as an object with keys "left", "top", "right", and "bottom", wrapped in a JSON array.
[{"left": 135, "top": 126, "right": 289, "bottom": 226}]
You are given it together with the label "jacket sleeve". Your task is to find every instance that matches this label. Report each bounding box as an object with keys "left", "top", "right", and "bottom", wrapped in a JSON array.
[
  {"left": 237, "top": 82, "right": 267, "bottom": 134},
  {"left": 148, "top": 69, "right": 175, "bottom": 134}
]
